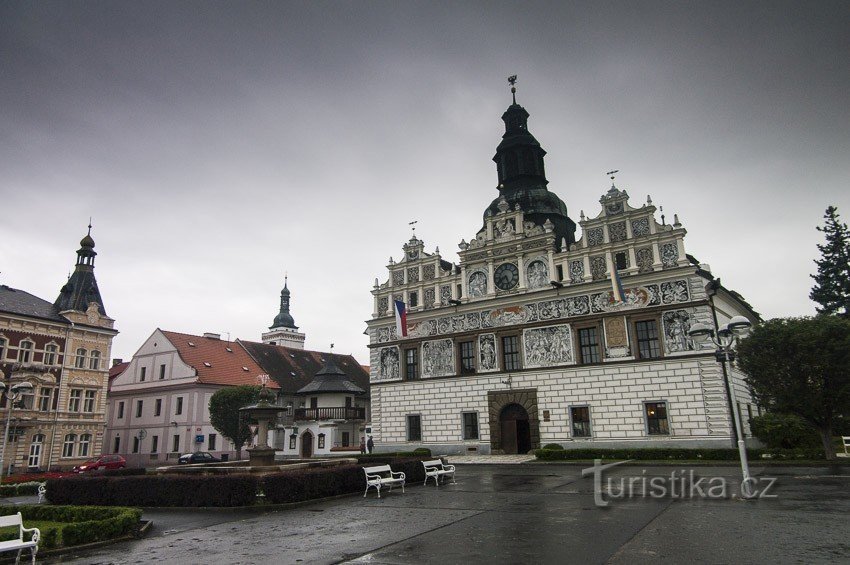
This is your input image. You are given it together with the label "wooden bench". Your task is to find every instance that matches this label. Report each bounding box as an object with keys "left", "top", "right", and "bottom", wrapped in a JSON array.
[
  {"left": 363, "top": 465, "right": 405, "bottom": 498},
  {"left": 0, "top": 512, "right": 40, "bottom": 564},
  {"left": 422, "top": 459, "right": 456, "bottom": 486}
]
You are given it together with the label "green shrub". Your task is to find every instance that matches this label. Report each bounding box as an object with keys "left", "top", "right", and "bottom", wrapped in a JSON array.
[
  {"left": 0, "top": 505, "right": 141, "bottom": 549},
  {"left": 542, "top": 443, "right": 565, "bottom": 450},
  {"left": 46, "top": 475, "right": 258, "bottom": 507},
  {"left": 104, "top": 467, "right": 147, "bottom": 477},
  {"left": 0, "top": 481, "right": 42, "bottom": 497},
  {"left": 412, "top": 448, "right": 432, "bottom": 456},
  {"left": 750, "top": 413, "right": 821, "bottom": 449}
]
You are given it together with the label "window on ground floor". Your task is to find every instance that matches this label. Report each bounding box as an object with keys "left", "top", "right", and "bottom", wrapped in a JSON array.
[
  {"left": 172, "top": 434, "right": 180, "bottom": 453},
  {"left": 132, "top": 436, "right": 140, "bottom": 453},
  {"left": 113, "top": 435, "right": 120, "bottom": 454},
  {"left": 645, "top": 402, "right": 669, "bottom": 435},
  {"left": 407, "top": 414, "right": 422, "bottom": 442},
  {"left": 570, "top": 406, "right": 592, "bottom": 438},
  {"left": 208, "top": 433, "right": 216, "bottom": 451},
  {"left": 462, "top": 412, "right": 479, "bottom": 440},
  {"left": 341, "top": 431, "right": 350, "bottom": 447},
  {"left": 318, "top": 433, "right": 325, "bottom": 449},
  {"left": 78, "top": 433, "right": 91, "bottom": 457},
  {"left": 151, "top": 435, "right": 159, "bottom": 454}
]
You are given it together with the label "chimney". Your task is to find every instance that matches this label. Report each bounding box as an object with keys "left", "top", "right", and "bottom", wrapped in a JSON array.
[
  {"left": 112, "top": 358, "right": 123, "bottom": 367},
  {"left": 203, "top": 333, "right": 221, "bottom": 340}
]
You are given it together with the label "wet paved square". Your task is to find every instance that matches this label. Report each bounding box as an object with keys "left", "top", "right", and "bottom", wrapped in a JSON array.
[{"left": 47, "top": 464, "right": 850, "bottom": 564}]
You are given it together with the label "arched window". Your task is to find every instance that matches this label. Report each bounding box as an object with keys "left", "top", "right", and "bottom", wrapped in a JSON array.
[
  {"left": 18, "top": 340, "right": 34, "bottom": 363},
  {"left": 89, "top": 350, "right": 101, "bottom": 370},
  {"left": 78, "top": 434, "right": 92, "bottom": 457},
  {"left": 44, "top": 344, "right": 58, "bottom": 365},
  {"left": 62, "top": 434, "right": 77, "bottom": 458},
  {"left": 75, "top": 348, "right": 87, "bottom": 369}
]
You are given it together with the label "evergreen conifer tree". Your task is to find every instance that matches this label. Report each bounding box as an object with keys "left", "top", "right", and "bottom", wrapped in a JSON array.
[{"left": 810, "top": 206, "right": 850, "bottom": 317}]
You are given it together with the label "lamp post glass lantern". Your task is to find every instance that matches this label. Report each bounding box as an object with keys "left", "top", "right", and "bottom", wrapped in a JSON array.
[
  {"left": 0, "top": 381, "right": 34, "bottom": 480},
  {"left": 688, "top": 316, "right": 755, "bottom": 497}
]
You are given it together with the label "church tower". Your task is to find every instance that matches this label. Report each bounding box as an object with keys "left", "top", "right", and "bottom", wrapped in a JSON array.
[
  {"left": 55, "top": 224, "right": 109, "bottom": 317},
  {"left": 262, "top": 277, "right": 306, "bottom": 348}
]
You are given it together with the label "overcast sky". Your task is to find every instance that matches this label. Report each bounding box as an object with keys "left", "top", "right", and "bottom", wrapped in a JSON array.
[{"left": 2, "top": 1, "right": 848, "bottom": 365}]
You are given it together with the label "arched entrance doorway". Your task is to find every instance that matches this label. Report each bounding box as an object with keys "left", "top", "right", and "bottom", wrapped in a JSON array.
[
  {"left": 500, "top": 403, "right": 531, "bottom": 454},
  {"left": 300, "top": 431, "right": 313, "bottom": 458}
]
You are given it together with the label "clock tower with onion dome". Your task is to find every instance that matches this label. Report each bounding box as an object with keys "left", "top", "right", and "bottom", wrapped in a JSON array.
[{"left": 365, "top": 78, "right": 760, "bottom": 455}]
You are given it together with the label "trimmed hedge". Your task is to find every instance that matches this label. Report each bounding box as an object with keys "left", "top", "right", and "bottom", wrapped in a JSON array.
[
  {"left": 264, "top": 457, "right": 430, "bottom": 504},
  {"left": 0, "top": 505, "right": 141, "bottom": 550},
  {"left": 104, "top": 467, "right": 147, "bottom": 477},
  {"left": 46, "top": 475, "right": 258, "bottom": 507},
  {"left": 534, "top": 447, "right": 826, "bottom": 461},
  {"left": 0, "top": 481, "right": 42, "bottom": 497},
  {"left": 542, "top": 443, "right": 565, "bottom": 450}
]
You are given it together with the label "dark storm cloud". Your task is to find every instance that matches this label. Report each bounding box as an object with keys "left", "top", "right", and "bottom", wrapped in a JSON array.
[{"left": 1, "top": 1, "right": 848, "bottom": 362}]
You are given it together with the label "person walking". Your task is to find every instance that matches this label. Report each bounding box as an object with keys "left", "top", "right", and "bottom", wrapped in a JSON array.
[
  {"left": 359, "top": 437, "right": 366, "bottom": 454},
  {"left": 366, "top": 436, "right": 374, "bottom": 454}
]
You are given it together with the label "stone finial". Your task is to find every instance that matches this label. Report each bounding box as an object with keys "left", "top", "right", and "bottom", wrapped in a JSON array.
[
  {"left": 435, "top": 246, "right": 440, "bottom": 254},
  {"left": 389, "top": 256, "right": 394, "bottom": 265},
  {"left": 673, "top": 214, "right": 681, "bottom": 228},
  {"left": 543, "top": 218, "right": 554, "bottom": 232},
  {"left": 374, "top": 278, "right": 379, "bottom": 289},
  {"left": 497, "top": 197, "right": 510, "bottom": 213},
  {"left": 514, "top": 203, "right": 521, "bottom": 211},
  {"left": 458, "top": 239, "right": 469, "bottom": 251},
  {"left": 647, "top": 194, "right": 653, "bottom": 206},
  {"left": 561, "top": 237, "right": 567, "bottom": 251},
  {"left": 580, "top": 210, "right": 586, "bottom": 221}
]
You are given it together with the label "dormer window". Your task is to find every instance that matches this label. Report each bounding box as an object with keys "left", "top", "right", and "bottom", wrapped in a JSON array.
[{"left": 18, "top": 340, "right": 34, "bottom": 364}]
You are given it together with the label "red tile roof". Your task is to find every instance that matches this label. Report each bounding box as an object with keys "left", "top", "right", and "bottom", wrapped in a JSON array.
[
  {"left": 107, "top": 361, "right": 130, "bottom": 391},
  {"left": 161, "top": 330, "right": 278, "bottom": 388}
]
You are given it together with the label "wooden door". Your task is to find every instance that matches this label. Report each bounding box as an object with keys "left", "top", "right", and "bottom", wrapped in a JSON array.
[{"left": 501, "top": 420, "right": 518, "bottom": 454}]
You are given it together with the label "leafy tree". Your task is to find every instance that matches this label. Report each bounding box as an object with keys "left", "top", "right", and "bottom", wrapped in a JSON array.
[
  {"left": 736, "top": 316, "right": 850, "bottom": 459},
  {"left": 810, "top": 206, "right": 850, "bottom": 318},
  {"left": 209, "top": 385, "right": 260, "bottom": 459}
]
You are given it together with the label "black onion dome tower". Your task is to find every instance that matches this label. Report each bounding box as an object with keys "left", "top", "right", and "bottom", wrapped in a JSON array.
[
  {"left": 485, "top": 77, "right": 577, "bottom": 245},
  {"left": 270, "top": 277, "right": 297, "bottom": 330},
  {"left": 55, "top": 224, "right": 107, "bottom": 315}
]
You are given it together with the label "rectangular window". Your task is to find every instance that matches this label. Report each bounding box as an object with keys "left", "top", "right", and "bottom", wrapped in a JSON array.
[
  {"left": 44, "top": 345, "right": 57, "bottom": 365},
  {"left": 318, "top": 434, "right": 326, "bottom": 449},
  {"left": 132, "top": 436, "right": 140, "bottom": 453},
  {"left": 556, "top": 264, "right": 564, "bottom": 281},
  {"left": 38, "top": 388, "right": 53, "bottom": 412},
  {"left": 155, "top": 398, "right": 162, "bottom": 417},
  {"left": 578, "top": 327, "right": 601, "bottom": 364},
  {"left": 459, "top": 341, "right": 475, "bottom": 374},
  {"left": 406, "top": 414, "right": 422, "bottom": 442},
  {"left": 405, "top": 348, "right": 419, "bottom": 380},
  {"left": 159, "top": 364, "right": 166, "bottom": 380},
  {"left": 140, "top": 367, "right": 146, "bottom": 382},
  {"left": 645, "top": 402, "right": 670, "bottom": 435},
  {"left": 135, "top": 400, "right": 143, "bottom": 418},
  {"left": 83, "top": 390, "right": 96, "bottom": 412},
  {"left": 570, "top": 406, "right": 592, "bottom": 437},
  {"left": 151, "top": 435, "right": 159, "bottom": 454},
  {"left": 78, "top": 434, "right": 91, "bottom": 457},
  {"left": 502, "top": 336, "right": 521, "bottom": 371},
  {"left": 113, "top": 436, "right": 120, "bottom": 454},
  {"left": 18, "top": 341, "right": 33, "bottom": 363},
  {"left": 462, "top": 412, "right": 479, "bottom": 440},
  {"left": 0, "top": 338, "right": 5, "bottom": 360},
  {"left": 289, "top": 435, "right": 296, "bottom": 449},
  {"left": 409, "top": 291, "right": 418, "bottom": 307},
  {"left": 69, "top": 389, "right": 82, "bottom": 412},
  {"left": 310, "top": 397, "right": 318, "bottom": 409},
  {"left": 341, "top": 431, "right": 350, "bottom": 447},
  {"left": 74, "top": 348, "right": 86, "bottom": 368},
  {"left": 172, "top": 434, "right": 180, "bottom": 453},
  {"left": 635, "top": 320, "right": 661, "bottom": 359},
  {"left": 117, "top": 401, "right": 125, "bottom": 419},
  {"left": 175, "top": 397, "right": 183, "bottom": 415},
  {"left": 345, "top": 396, "right": 352, "bottom": 408},
  {"left": 615, "top": 252, "right": 628, "bottom": 270},
  {"left": 208, "top": 433, "right": 217, "bottom": 451},
  {"left": 62, "top": 434, "right": 76, "bottom": 458}
]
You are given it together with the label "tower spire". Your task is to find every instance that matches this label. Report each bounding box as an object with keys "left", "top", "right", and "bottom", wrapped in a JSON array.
[
  {"left": 54, "top": 225, "right": 106, "bottom": 315},
  {"left": 508, "top": 74, "right": 517, "bottom": 105}
]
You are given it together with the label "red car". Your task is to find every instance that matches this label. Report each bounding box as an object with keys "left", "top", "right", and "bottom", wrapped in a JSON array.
[{"left": 72, "top": 455, "right": 126, "bottom": 473}]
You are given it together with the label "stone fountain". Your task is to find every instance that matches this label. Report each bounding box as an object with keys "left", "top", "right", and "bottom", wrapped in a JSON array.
[{"left": 239, "top": 377, "right": 280, "bottom": 467}]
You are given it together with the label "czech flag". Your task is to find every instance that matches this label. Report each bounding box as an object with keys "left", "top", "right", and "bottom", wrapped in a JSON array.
[
  {"left": 610, "top": 263, "right": 626, "bottom": 304},
  {"left": 394, "top": 300, "right": 408, "bottom": 338}
]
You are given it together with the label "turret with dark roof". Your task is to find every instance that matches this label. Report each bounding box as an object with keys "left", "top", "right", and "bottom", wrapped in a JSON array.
[
  {"left": 296, "top": 357, "right": 366, "bottom": 396},
  {"left": 54, "top": 225, "right": 107, "bottom": 316},
  {"left": 270, "top": 277, "right": 297, "bottom": 330}
]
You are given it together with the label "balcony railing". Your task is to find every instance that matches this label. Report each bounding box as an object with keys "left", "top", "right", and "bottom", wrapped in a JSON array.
[{"left": 293, "top": 407, "right": 366, "bottom": 421}]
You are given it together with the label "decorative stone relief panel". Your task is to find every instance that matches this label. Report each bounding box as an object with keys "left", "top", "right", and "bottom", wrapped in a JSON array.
[
  {"left": 660, "top": 242, "right": 679, "bottom": 267},
  {"left": 468, "top": 270, "right": 488, "bottom": 298},
  {"left": 569, "top": 260, "right": 584, "bottom": 283},
  {"left": 407, "top": 267, "right": 419, "bottom": 283},
  {"left": 587, "top": 227, "right": 604, "bottom": 247},
  {"left": 392, "top": 294, "right": 402, "bottom": 304},
  {"left": 603, "top": 317, "right": 631, "bottom": 359},
  {"left": 376, "top": 346, "right": 400, "bottom": 381},
  {"left": 526, "top": 260, "right": 549, "bottom": 289},
  {"left": 392, "top": 271, "right": 405, "bottom": 286},
  {"left": 372, "top": 279, "right": 689, "bottom": 343},
  {"left": 422, "top": 339, "right": 454, "bottom": 378},
  {"left": 523, "top": 324, "right": 573, "bottom": 368},
  {"left": 590, "top": 256, "right": 607, "bottom": 281},
  {"left": 631, "top": 217, "right": 650, "bottom": 237},
  {"left": 378, "top": 297, "right": 388, "bottom": 314},
  {"left": 439, "top": 285, "right": 451, "bottom": 305},
  {"left": 662, "top": 310, "right": 694, "bottom": 353},
  {"left": 608, "top": 221, "right": 627, "bottom": 242},
  {"left": 636, "top": 247, "right": 654, "bottom": 273},
  {"left": 478, "top": 333, "right": 498, "bottom": 372},
  {"left": 423, "top": 264, "right": 436, "bottom": 280},
  {"left": 493, "top": 218, "right": 516, "bottom": 239},
  {"left": 424, "top": 288, "right": 435, "bottom": 308}
]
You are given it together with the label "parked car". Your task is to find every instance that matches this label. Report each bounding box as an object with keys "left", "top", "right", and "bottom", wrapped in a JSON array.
[
  {"left": 72, "top": 455, "right": 126, "bottom": 473},
  {"left": 178, "top": 452, "right": 222, "bottom": 465}
]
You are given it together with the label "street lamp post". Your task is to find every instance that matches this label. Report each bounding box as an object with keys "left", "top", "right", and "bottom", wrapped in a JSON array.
[
  {"left": 0, "top": 382, "right": 34, "bottom": 481},
  {"left": 688, "top": 315, "right": 754, "bottom": 498}
]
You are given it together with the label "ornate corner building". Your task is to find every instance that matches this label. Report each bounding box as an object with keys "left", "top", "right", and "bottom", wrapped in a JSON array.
[
  {"left": 0, "top": 229, "right": 117, "bottom": 471},
  {"left": 366, "top": 89, "right": 759, "bottom": 454}
]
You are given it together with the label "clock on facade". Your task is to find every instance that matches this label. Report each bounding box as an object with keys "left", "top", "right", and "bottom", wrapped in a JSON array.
[{"left": 494, "top": 263, "right": 519, "bottom": 290}]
